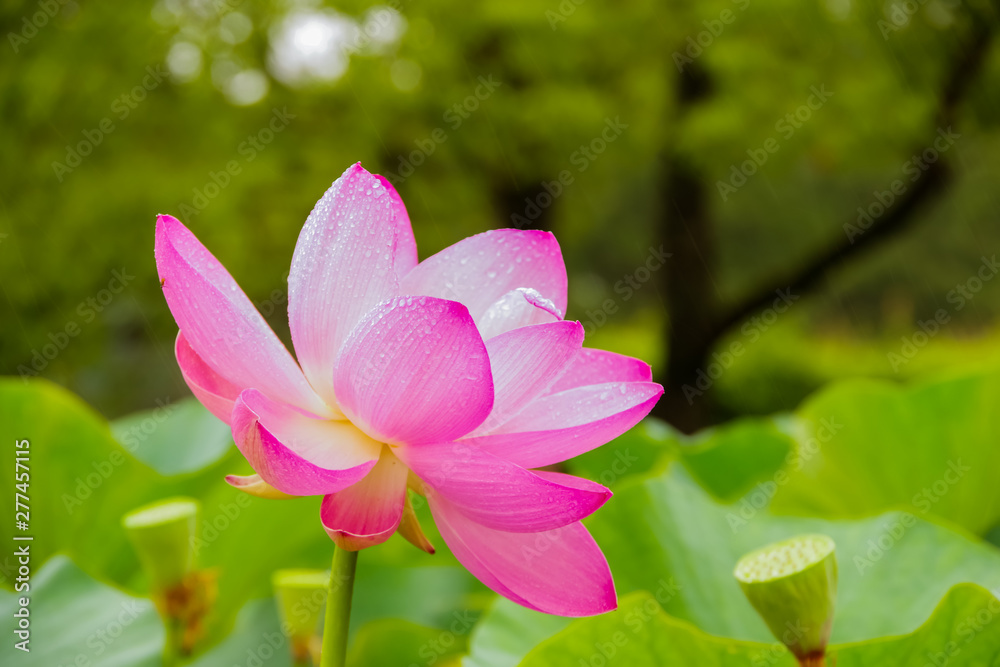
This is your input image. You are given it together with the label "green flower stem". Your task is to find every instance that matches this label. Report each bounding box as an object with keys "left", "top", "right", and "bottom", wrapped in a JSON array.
[
  {"left": 319, "top": 548, "right": 358, "bottom": 667},
  {"left": 162, "top": 618, "right": 182, "bottom": 667}
]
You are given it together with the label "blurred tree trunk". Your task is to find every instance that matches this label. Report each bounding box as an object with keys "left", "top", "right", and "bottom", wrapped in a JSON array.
[
  {"left": 493, "top": 180, "right": 557, "bottom": 231},
  {"left": 658, "top": 158, "right": 717, "bottom": 433},
  {"left": 654, "top": 15, "right": 996, "bottom": 433},
  {"left": 655, "top": 62, "right": 717, "bottom": 432}
]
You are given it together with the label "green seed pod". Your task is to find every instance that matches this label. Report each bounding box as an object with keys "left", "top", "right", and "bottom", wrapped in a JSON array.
[
  {"left": 273, "top": 569, "right": 330, "bottom": 640},
  {"left": 734, "top": 534, "right": 838, "bottom": 663},
  {"left": 123, "top": 497, "right": 200, "bottom": 590}
]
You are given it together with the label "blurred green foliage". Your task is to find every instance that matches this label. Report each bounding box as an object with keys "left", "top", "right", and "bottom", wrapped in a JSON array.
[
  {"left": 4, "top": 1, "right": 1000, "bottom": 662},
  {"left": 2, "top": 0, "right": 1000, "bottom": 418}
]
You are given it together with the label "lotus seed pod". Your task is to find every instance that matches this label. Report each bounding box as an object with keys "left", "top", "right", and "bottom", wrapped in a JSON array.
[
  {"left": 273, "top": 569, "right": 329, "bottom": 664},
  {"left": 123, "top": 497, "right": 200, "bottom": 590},
  {"left": 734, "top": 534, "right": 838, "bottom": 664},
  {"left": 273, "top": 569, "right": 330, "bottom": 639}
]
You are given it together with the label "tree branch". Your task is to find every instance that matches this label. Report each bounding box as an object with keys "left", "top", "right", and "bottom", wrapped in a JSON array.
[{"left": 712, "top": 17, "right": 996, "bottom": 340}]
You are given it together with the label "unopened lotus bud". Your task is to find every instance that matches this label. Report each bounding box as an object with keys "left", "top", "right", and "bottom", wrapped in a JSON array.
[
  {"left": 123, "top": 497, "right": 200, "bottom": 590},
  {"left": 734, "top": 534, "right": 837, "bottom": 665}
]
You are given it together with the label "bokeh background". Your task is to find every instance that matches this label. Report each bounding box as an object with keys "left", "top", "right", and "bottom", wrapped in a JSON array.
[
  {"left": 4, "top": 0, "right": 1000, "bottom": 428},
  {"left": 4, "top": 0, "right": 1000, "bottom": 665}
]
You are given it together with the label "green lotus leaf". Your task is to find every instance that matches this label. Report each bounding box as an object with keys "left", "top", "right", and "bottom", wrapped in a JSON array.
[
  {"left": 772, "top": 371, "right": 1000, "bottom": 535},
  {"left": 517, "top": 585, "right": 1000, "bottom": 667},
  {"left": 110, "top": 397, "right": 232, "bottom": 475},
  {"left": 591, "top": 464, "right": 1000, "bottom": 643},
  {"left": 0, "top": 556, "right": 162, "bottom": 667}
]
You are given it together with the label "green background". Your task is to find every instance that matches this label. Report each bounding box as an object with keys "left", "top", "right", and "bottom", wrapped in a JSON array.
[{"left": 2, "top": 0, "right": 1000, "bottom": 664}]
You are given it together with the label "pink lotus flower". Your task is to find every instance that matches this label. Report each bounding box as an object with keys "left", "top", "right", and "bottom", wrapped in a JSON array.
[{"left": 155, "top": 163, "right": 662, "bottom": 616}]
